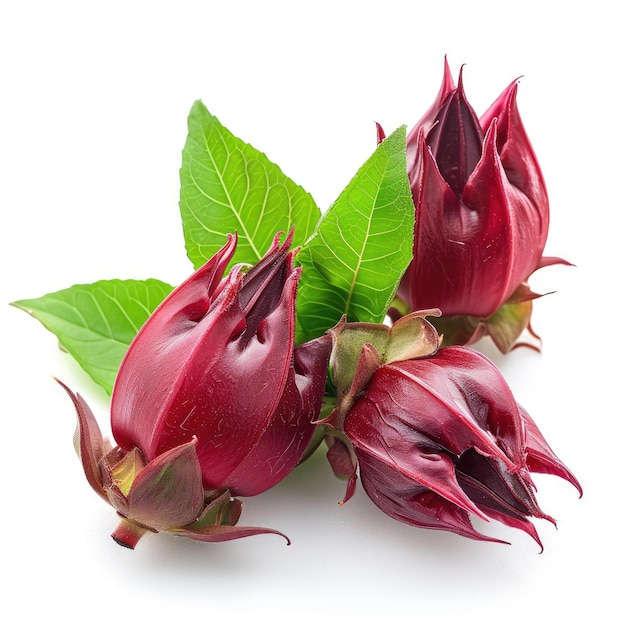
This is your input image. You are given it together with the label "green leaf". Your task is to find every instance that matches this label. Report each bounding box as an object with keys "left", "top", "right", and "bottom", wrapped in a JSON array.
[
  {"left": 295, "top": 126, "right": 414, "bottom": 344},
  {"left": 11, "top": 279, "right": 174, "bottom": 394},
  {"left": 179, "top": 100, "right": 321, "bottom": 269}
]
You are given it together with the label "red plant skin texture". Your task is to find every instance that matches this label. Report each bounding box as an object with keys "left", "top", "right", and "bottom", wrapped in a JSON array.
[
  {"left": 111, "top": 231, "right": 332, "bottom": 497},
  {"left": 381, "top": 58, "right": 569, "bottom": 352},
  {"left": 323, "top": 315, "right": 581, "bottom": 548}
]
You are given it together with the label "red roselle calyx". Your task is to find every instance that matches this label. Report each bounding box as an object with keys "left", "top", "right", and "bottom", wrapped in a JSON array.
[
  {"left": 381, "top": 58, "right": 570, "bottom": 352},
  {"left": 59, "top": 231, "right": 332, "bottom": 548},
  {"left": 323, "top": 313, "right": 582, "bottom": 548}
]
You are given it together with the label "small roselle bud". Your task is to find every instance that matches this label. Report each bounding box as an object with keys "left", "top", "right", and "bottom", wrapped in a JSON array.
[
  {"left": 324, "top": 316, "right": 581, "bottom": 548},
  {"left": 58, "top": 231, "right": 332, "bottom": 548},
  {"left": 384, "top": 58, "right": 570, "bottom": 352}
]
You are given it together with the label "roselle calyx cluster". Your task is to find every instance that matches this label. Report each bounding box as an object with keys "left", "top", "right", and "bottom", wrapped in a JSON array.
[
  {"left": 322, "top": 312, "right": 581, "bottom": 548},
  {"left": 382, "top": 58, "right": 569, "bottom": 352},
  {"left": 59, "top": 232, "right": 332, "bottom": 548},
  {"left": 18, "top": 58, "right": 581, "bottom": 554}
]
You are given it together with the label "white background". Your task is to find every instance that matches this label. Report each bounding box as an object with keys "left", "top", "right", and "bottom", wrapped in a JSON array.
[{"left": 1, "top": 2, "right": 622, "bottom": 624}]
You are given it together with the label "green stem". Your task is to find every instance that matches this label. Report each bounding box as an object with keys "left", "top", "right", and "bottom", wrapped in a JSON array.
[{"left": 390, "top": 295, "right": 410, "bottom": 318}]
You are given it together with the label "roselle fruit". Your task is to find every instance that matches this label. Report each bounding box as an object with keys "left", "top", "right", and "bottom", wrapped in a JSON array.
[
  {"left": 59, "top": 232, "right": 332, "bottom": 548},
  {"left": 323, "top": 313, "right": 581, "bottom": 548},
  {"left": 383, "top": 58, "right": 569, "bottom": 352}
]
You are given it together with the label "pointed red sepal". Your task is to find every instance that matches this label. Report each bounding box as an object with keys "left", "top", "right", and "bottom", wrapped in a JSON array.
[
  {"left": 407, "top": 56, "right": 456, "bottom": 171},
  {"left": 480, "top": 507, "right": 544, "bottom": 552},
  {"left": 172, "top": 525, "right": 291, "bottom": 545},
  {"left": 426, "top": 65, "right": 485, "bottom": 197},
  {"left": 519, "top": 407, "right": 583, "bottom": 497},
  {"left": 537, "top": 255, "right": 574, "bottom": 270},
  {"left": 55, "top": 378, "right": 109, "bottom": 502},
  {"left": 324, "top": 435, "right": 358, "bottom": 504},
  {"left": 172, "top": 490, "right": 291, "bottom": 544},
  {"left": 375, "top": 122, "right": 386, "bottom": 144},
  {"left": 480, "top": 77, "right": 549, "bottom": 222}
]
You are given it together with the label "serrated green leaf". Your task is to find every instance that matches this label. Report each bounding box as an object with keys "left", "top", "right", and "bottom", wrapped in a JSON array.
[
  {"left": 179, "top": 100, "right": 321, "bottom": 269},
  {"left": 295, "top": 126, "right": 414, "bottom": 344},
  {"left": 11, "top": 279, "right": 174, "bottom": 395}
]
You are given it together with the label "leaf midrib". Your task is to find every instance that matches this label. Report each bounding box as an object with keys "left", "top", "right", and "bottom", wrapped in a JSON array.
[{"left": 198, "top": 127, "right": 262, "bottom": 260}]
